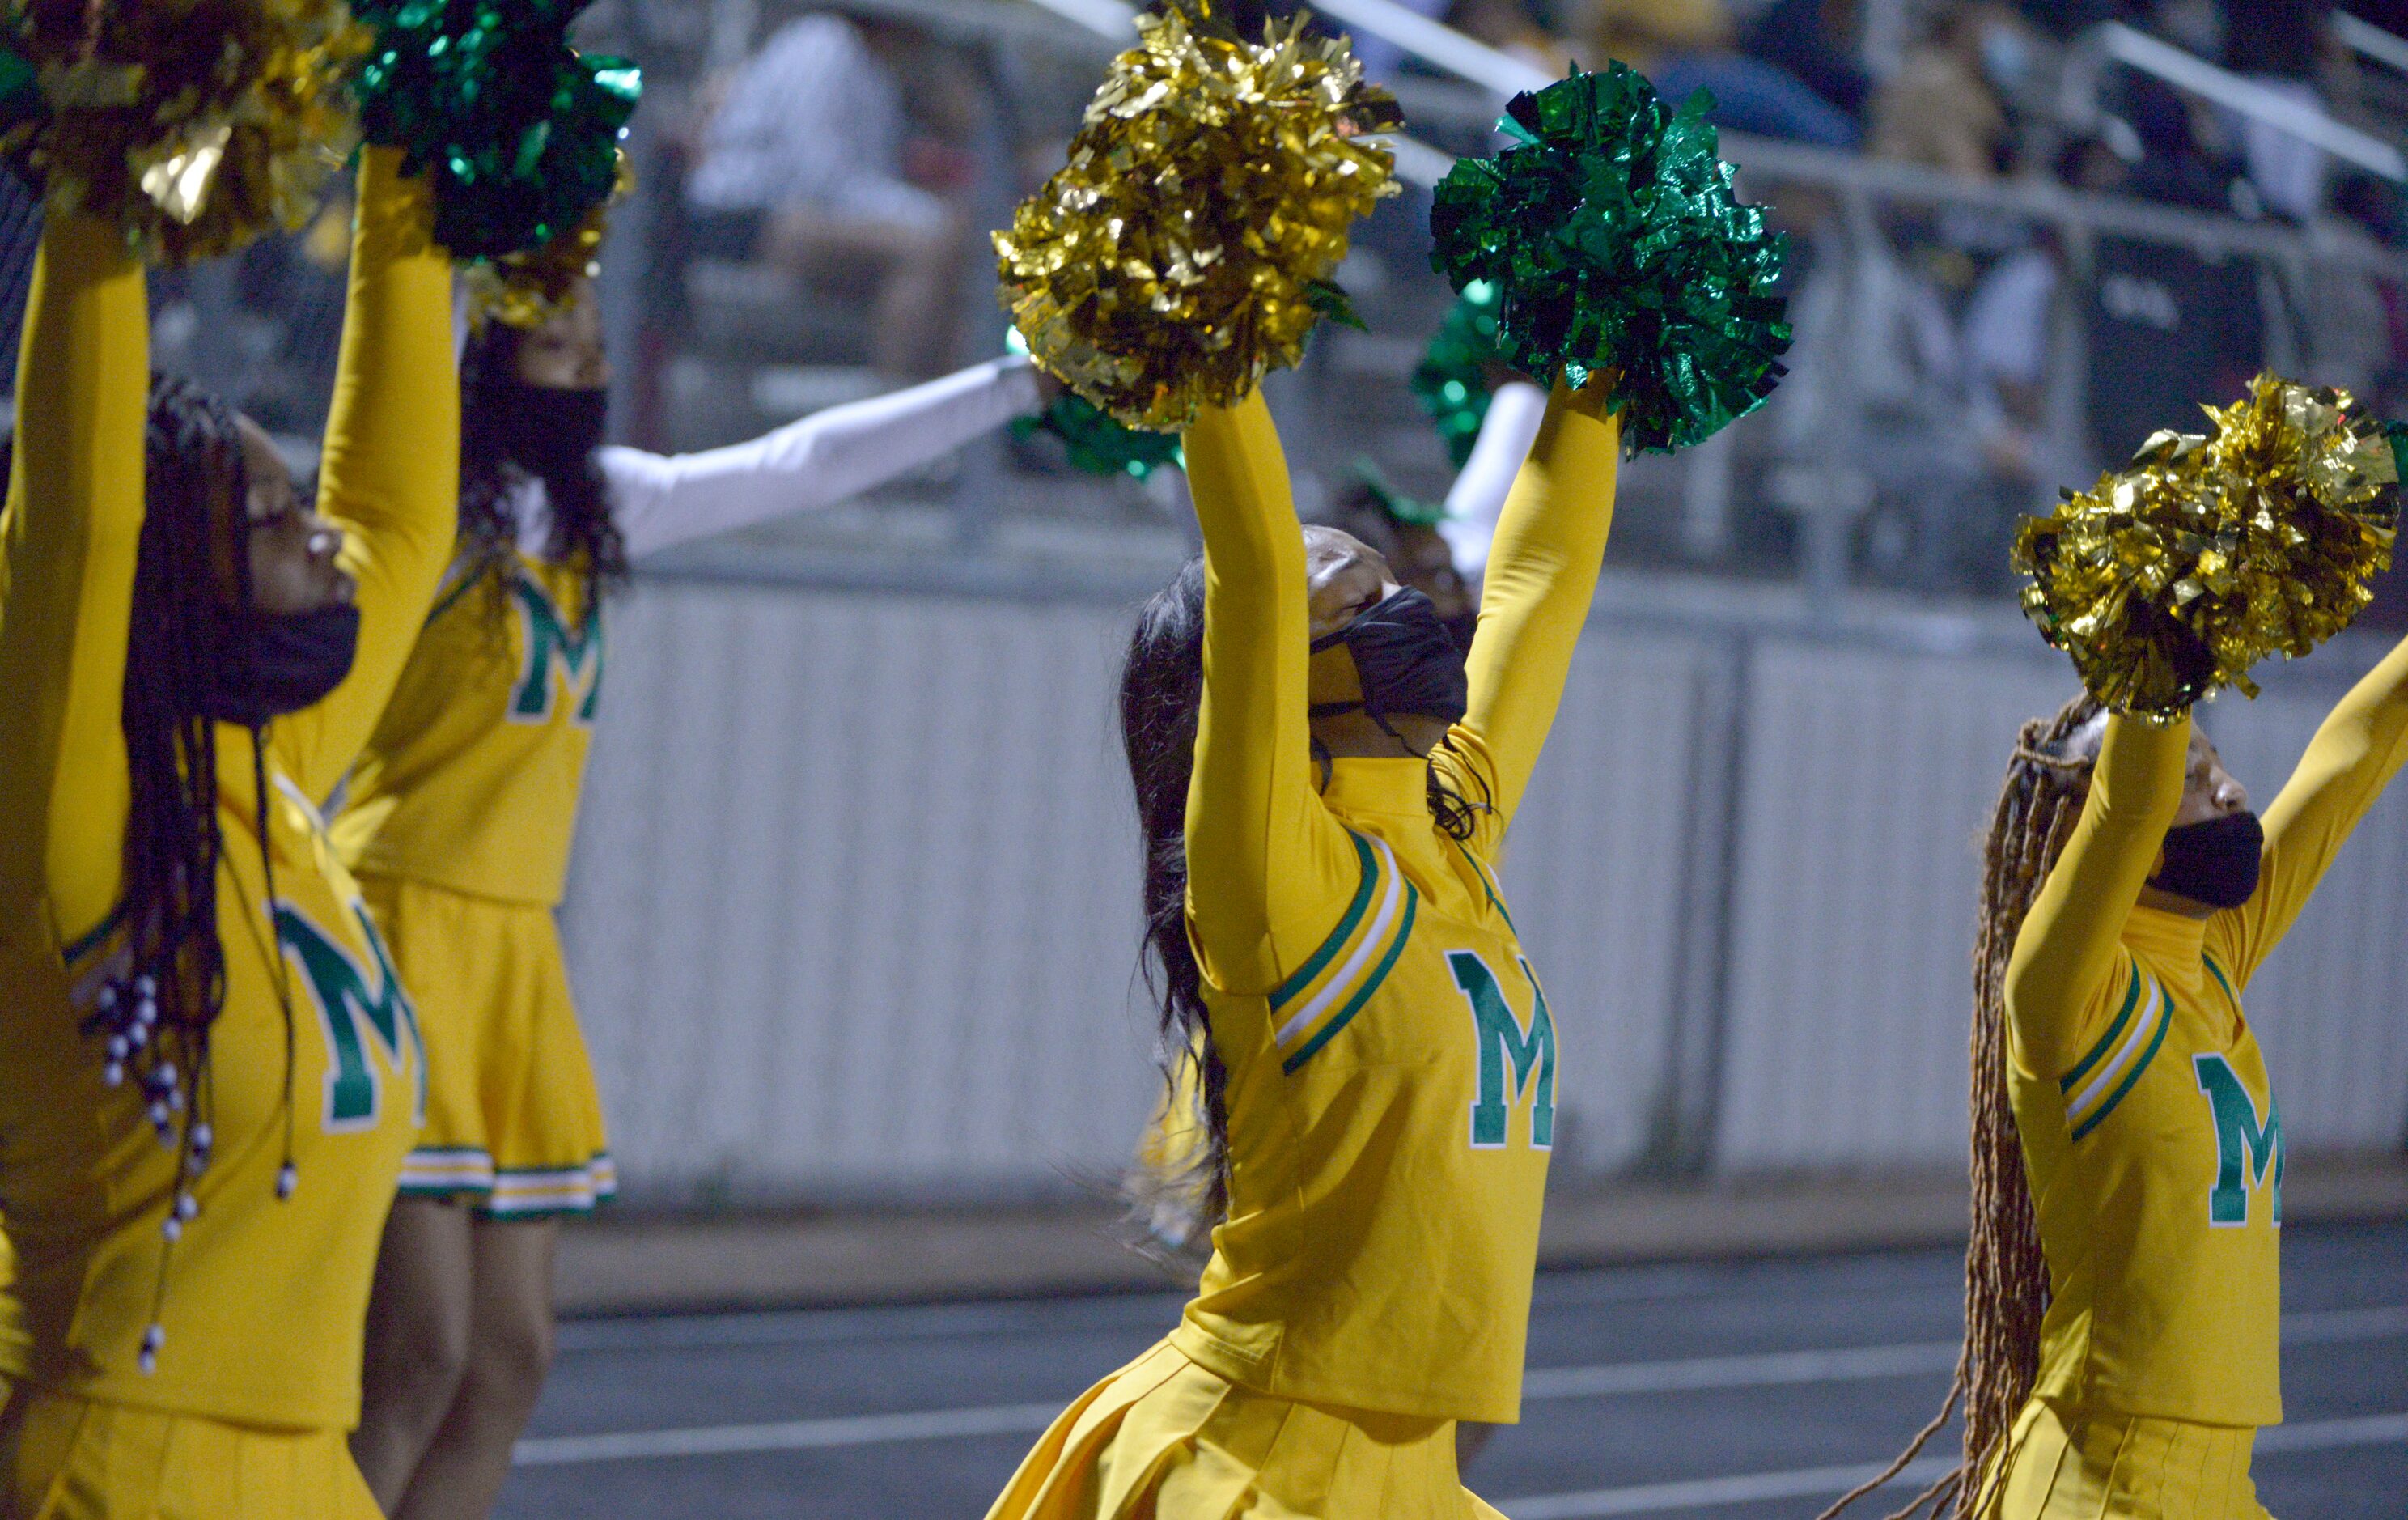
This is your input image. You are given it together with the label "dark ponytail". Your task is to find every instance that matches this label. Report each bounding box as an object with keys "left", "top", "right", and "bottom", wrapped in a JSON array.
[
  {"left": 1119, "top": 559, "right": 1227, "bottom": 1249},
  {"left": 1117, "top": 554, "right": 1484, "bottom": 1250}
]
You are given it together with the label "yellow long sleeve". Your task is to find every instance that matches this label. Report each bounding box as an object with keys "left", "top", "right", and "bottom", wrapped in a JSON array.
[
  {"left": 0, "top": 212, "right": 149, "bottom": 951},
  {"left": 2005, "top": 714, "right": 2190, "bottom": 1076},
  {"left": 1437, "top": 380, "right": 1620, "bottom": 856},
  {"left": 269, "top": 147, "right": 459, "bottom": 803},
  {"left": 1180, "top": 393, "right": 1376, "bottom": 999},
  {"left": 2211, "top": 633, "right": 2408, "bottom": 986}
]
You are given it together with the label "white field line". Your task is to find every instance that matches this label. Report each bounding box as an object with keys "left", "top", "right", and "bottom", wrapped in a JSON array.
[
  {"left": 1521, "top": 1340, "right": 1954, "bottom": 1399},
  {"left": 515, "top": 1306, "right": 2404, "bottom": 1467},
  {"left": 515, "top": 1402, "right": 1066, "bottom": 1467}
]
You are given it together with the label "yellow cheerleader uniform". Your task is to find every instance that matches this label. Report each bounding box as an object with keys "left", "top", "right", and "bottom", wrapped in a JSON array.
[
  {"left": 333, "top": 357, "right": 1041, "bottom": 1216},
  {"left": 990, "top": 384, "right": 1619, "bottom": 1519},
  {"left": 0, "top": 152, "right": 456, "bottom": 1516},
  {"left": 1995, "top": 639, "right": 2408, "bottom": 1520}
]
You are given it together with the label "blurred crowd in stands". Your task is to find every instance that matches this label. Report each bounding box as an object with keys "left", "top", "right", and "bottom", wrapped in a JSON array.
[
  {"left": 42, "top": 0, "right": 2408, "bottom": 605},
  {"left": 630, "top": 1, "right": 2408, "bottom": 597}
]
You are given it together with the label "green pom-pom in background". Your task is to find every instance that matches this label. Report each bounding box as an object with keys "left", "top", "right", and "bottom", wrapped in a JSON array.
[
  {"left": 1410, "top": 280, "right": 1503, "bottom": 470},
  {"left": 1004, "top": 326, "right": 1184, "bottom": 480},
  {"left": 353, "top": 0, "right": 639, "bottom": 259},
  {"left": 1430, "top": 63, "right": 1789, "bottom": 456},
  {"left": 1012, "top": 395, "right": 1185, "bottom": 481}
]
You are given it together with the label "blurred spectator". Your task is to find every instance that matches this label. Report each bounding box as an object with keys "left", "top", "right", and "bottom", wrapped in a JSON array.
[
  {"left": 1774, "top": 206, "right": 1986, "bottom": 589},
  {"left": 2112, "top": 70, "right": 2234, "bottom": 210},
  {"left": 2224, "top": 0, "right": 2343, "bottom": 220},
  {"left": 2053, "top": 134, "right": 2268, "bottom": 461},
  {"left": 1448, "top": 0, "right": 1577, "bottom": 74},
  {"left": 1868, "top": 4, "right": 2038, "bottom": 179},
  {"left": 1587, "top": 0, "right": 1861, "bottom": 146},
  {"left": 1961, "top": 228, "right": 2080, "bottom": 507},
  {"left": 1740, "top": 0, "right": 1871, "bottom": 120},
  {"left": 687, "top": 11, "right": 970, "bottom": 380},
  {"left": 2302, "top": 173, "right": 2406, "bottom": 401}
]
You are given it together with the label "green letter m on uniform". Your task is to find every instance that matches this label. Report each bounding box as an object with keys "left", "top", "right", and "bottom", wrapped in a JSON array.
[
  {"left": 274, "top": 903, "right": 425, "bottom": 1133},
  {"left": 2194, "top": 1053, "right": 2282, "bottom": 1227},
  {"left": 510, "top": 575, "right": 602, "bottom": 724},
  {"left": 1451, "top": 950, "right": 1554, "bottom": 1150}
]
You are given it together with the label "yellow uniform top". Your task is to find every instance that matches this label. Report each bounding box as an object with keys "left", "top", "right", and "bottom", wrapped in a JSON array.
[
  {"left": 2006, "top": 639, "right": 2408, "bottom": 1428},
  {"left": 337, "top": 550, "right": 598, "bottom": 903},
  {"left": 1168, "top": 386, "right": 1618, "bottom": 1425},
  {"left": 0, "top": 151, "right": 456, "bottom": 1430}
]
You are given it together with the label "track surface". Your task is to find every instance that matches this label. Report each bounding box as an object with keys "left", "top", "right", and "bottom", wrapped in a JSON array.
[{"left": 499, "top": 1221, "right": 2406, "bottom": 1518}]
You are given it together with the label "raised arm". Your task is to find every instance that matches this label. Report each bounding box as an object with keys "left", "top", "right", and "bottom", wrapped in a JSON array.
[
  {"left": 1180, "top": 392, "right": 1362, "bottom": 996},
  {"left": 604, "top": 356, "right": 1045, "bottom": 560},
  {"left": 1435, "top": 379, "right": 1549, "bottom": 584},
  {"left": 0, "top": 211, "right": 148, "bottom": 949},
  {"left": 1435, "top": 379, "right": 1621, "bottom": 853},
  {"left": 2003, "top": 713, "right": 2189, "bottom": 1076},
  {"left": 273, "top": 148, "right": 458, "bottom": 801},
  {"left": 2212, "top": 633, "right": 2408, "bottom": 984}
]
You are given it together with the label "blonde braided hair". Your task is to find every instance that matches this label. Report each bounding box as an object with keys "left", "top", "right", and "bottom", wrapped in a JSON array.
[{"left": 1822, "top": 693, "right": 2101, "bottom": 1520}]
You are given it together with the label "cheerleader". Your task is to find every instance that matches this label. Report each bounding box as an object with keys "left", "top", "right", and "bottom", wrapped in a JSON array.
[
  {"left": 991, "top": 370, "right": 1619, "bottom": 1518},
  {"left": 1122, "top": 383, "right": 1550, "bottom": 1244},
  {"left": 0, "top": 150, "right": 454, "bottom": 1515},
  {"left": 337, "top": 286, "right": 1049, "bottom": 1517},
  {"left": 1836, "top": 641, "right": 2408, "bottom": 1519}
]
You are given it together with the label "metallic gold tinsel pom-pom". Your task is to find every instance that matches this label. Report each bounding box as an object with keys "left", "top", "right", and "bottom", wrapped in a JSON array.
[
  {"left": 3, "top": 0, "right": 368, "bottom": 265},
  {"left": 2014, "top": 374, "right": 2403, "bottom": 718},
  {"left": 993, "top": 6, "right": 1401, "bottom": 431}
]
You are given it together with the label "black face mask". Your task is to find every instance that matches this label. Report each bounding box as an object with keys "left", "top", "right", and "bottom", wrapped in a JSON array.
[
  {"left": 197, "top": 603, "right": 362, "bottom": 728},
  {"left": 490, "top": 378, "right": 608, "bottom": 486},
  {"left": 1308, "top": 588, "right": 1469, "bottom": 739},
  {"left": 1442, "top": 607, "right": 1482, "bottom": 662},
  {"left": 2148, "top": 811, "right": 2265, "bottom": 910}
]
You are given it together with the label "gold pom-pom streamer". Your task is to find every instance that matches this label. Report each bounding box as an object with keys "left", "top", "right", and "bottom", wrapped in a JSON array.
[
  {"left": 993, "top": 4, "right": 1401, "bottom": 431},
  {"left": 464, "top": 150, "right": 631, "bottom": 329},
  {"left": 2, "top": 0, "right": 368, "bottom": 265},
  {"left": 2014, "top": 374, "right": 2402, "bottom": 717}
]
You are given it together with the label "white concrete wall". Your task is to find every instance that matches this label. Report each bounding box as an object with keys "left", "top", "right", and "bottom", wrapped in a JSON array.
[{"left": 559, "top": 576, "right": 2408, "bottom": 1203}]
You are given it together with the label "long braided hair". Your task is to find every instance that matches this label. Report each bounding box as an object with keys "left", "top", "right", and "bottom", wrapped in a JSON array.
[
  {"left": 1117, "top": 554, "right": 1483, "bottom": 1252},
  {"left": 23, "top": 375, "right": 307, "bottom": 1368},
  {"left": 111, "top": 376, "right": 252, "bottom": 1098},
  {"left": 1824, "top": 692, "right": 2101, "bottom": 1520},
  {"left": 455, "top": 321, "right": 625, "bottom": 623}
]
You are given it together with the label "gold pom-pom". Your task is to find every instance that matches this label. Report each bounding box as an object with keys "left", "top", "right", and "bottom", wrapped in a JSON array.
[
  {"left": 993, "top": 4, "right": 1400, "bottom": 431},
  {"left": 5, "top": 0, "right": 368, "bottom": 265},
  {"left": 464, "top": 150, "right": 631, "bottom": 330},
  {"left": 2014, "top": 374, "right": 2402, "bottom": 717}
]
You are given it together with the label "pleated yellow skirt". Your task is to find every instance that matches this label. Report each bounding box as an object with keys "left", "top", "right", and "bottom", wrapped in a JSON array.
[
  {"left": 1985, "top": 1396, "right": 2273, "bottom": 1520},
  {"left": 0, "top": 1391, "right": 383, "bottom": 1519},
  {"left": 362, "top": 875, "right": 615, "bottom": 1219},
  {"left": 987, "top": 1340, "right": 1505, "bottom": 1520}
]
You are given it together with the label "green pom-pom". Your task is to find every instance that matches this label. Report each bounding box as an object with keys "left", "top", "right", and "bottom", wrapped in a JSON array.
[
  {"left": 1013, "top": 393, "right": 1185, "bottom": 481},
  {"left": 353, "top": 0, "right": 639, "bottom": 259},
  {"left": 1430, "top": 63, "right": 1790, "bottom": 456},
  {"left": 1410, "top": 280, "right": 1503, "bottom": 469}
]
